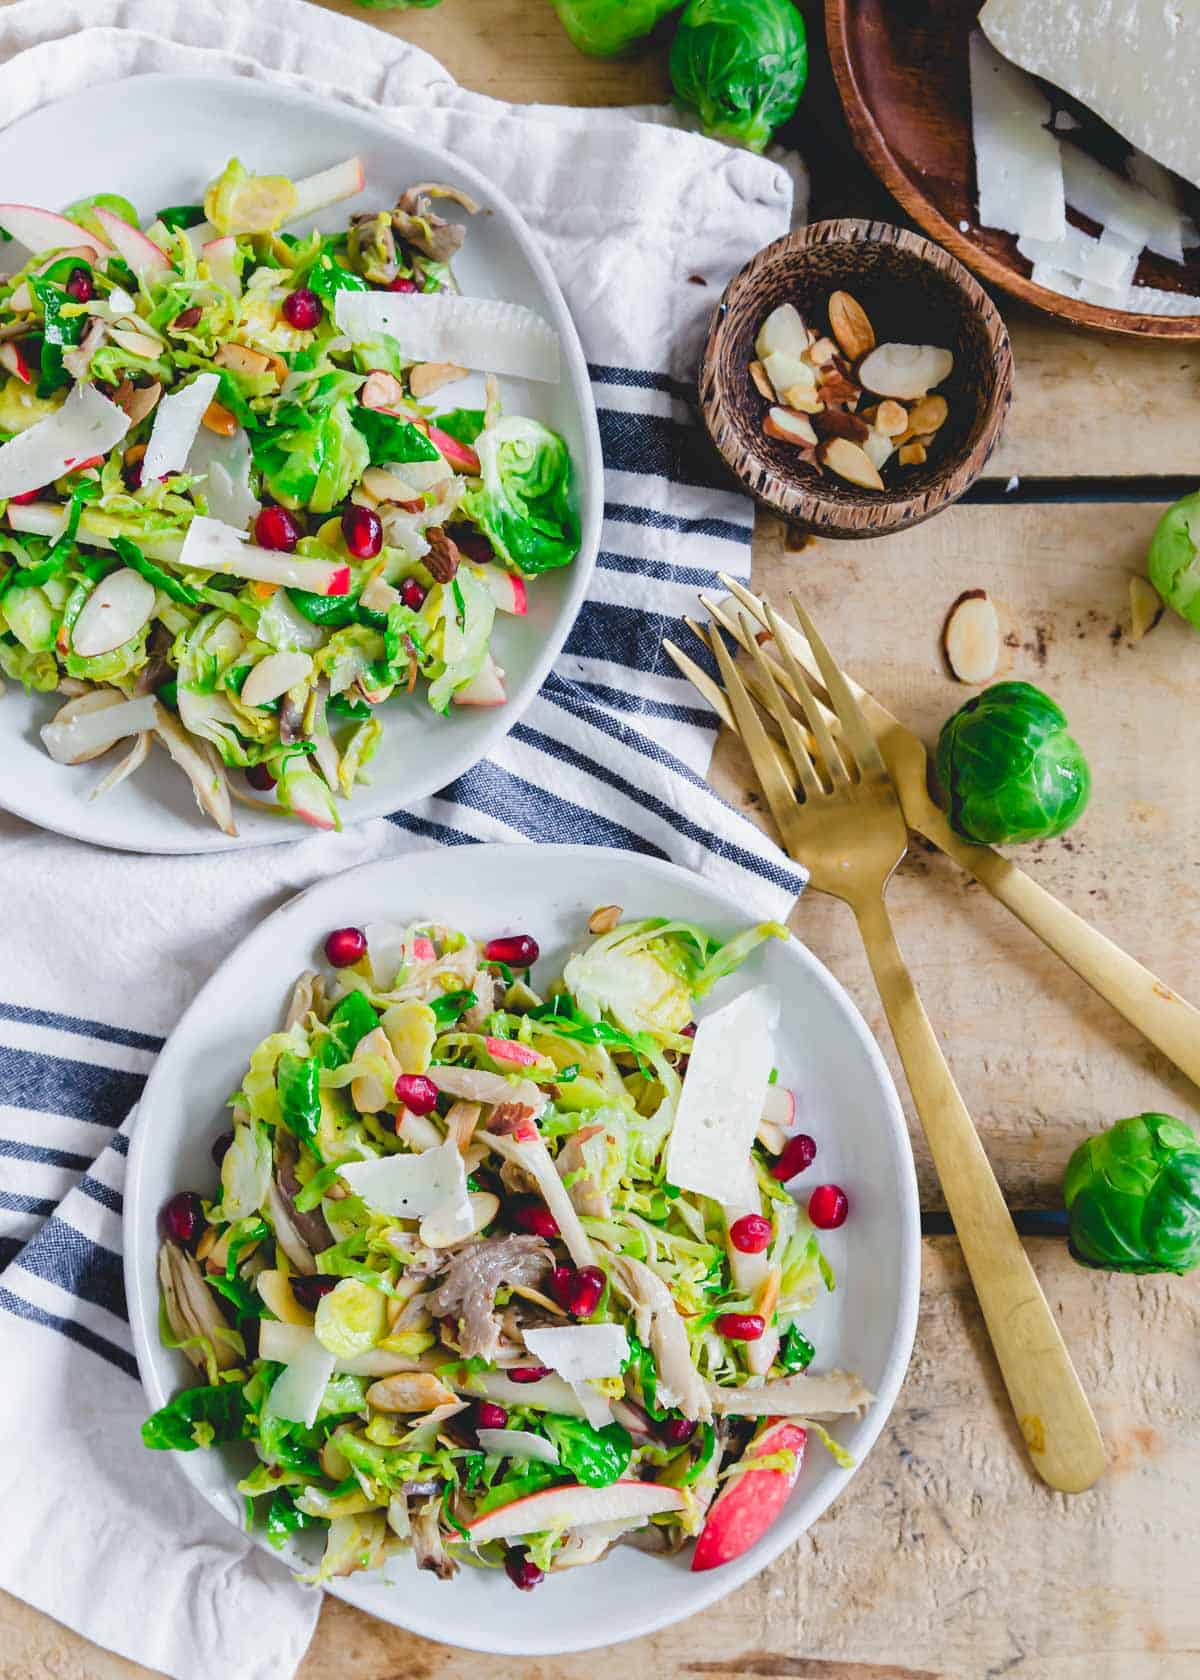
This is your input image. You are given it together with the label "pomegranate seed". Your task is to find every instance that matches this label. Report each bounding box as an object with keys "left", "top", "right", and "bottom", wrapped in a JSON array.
[
  {"left": 808, "top": 1184, "right": 849, "bottom": 1229},
  {"left": 565, "top": 1265, "right": 604, "bottom": 1318},
  {"left": 771, "top": 1132, "right": 817, "bottom": 1182},
  {"left": 394, "top": 1073, "right": 439, "bottom": 1116},
  {"left": 475, "top": 1401, "right": 509, "bottom": 1431},
  {"left": 729, "top": 1213, "right": 773, "bottom": 1254},
  {"left": 341, "top": 504, "right": 382, "bottom": 560},
  {"left": 290, "top": 1274, "right": 338, "bottom": 1311},
  {"left": 659, "top": 1417, "right": 697, "bottom": 1446},
  {"left": 504, "top": 1549, "right": 544, "bottom": 1590},
  {"left": 160, "top": 1191, "right": 204, "bottom": 1248},
  {"left": 400, "top": 576, "right": 426, "bottom": 610},
  {"left": 386, "top": 276, "right": 418, "bottom": 293},
  {"left": 245, "top": 763, "right": 277, "bottom": 792},
  {"left": 123, "top": 458, "right": 144, "bottom": 491},
  {"left": 484, "top": 934, "right": 539, "bottom": 968},
  {"left": 324, "top": 926, "right": 367, "bottom": 968},
  {"left": 681, "top": 1022, "right": 697, "bottom": 1039},
  {"left": 506, "top": 1366, "right": 552, "bottom": 1384},
  {"left": 210, "top": 1130, "right": 234, "bottom": 1167},
  {"left": 8, "top": 487, "right": 45, "bottom": 505},
  {"left": 715, "top": 1312, "right": 766, "bottom": 1342},
  {"left": 65, "top": 266, "right": 94, "bottom": 302},
  {"left": 254, "top": 505, "right": 301, "bottom": 552},
  {"left": 282, "top": 287, "right": 322, "bottom": 330},
  {"left": 512, "top": 1201, "right": 559, "bottom": 1240},
  {"left": 548, "top": 1264, "right": 573, "bottom": 1307}
]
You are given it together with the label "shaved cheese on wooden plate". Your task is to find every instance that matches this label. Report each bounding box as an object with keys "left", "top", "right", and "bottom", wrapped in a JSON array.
[
  {"left": 664, "top": 984, "right": 779, "bottom": 1212},
  {"left": 522, "top": 1323, "right": 629, "bottom": 1382},
  {"left": 337, "top": 1138, "right": 470, "bottom": 1223},
  {"left": 0, "top": 382, "right": 129, "bottom": 499},
  {"left": 968, "top": 32, "right": 1064, "bottom": 242},
  {"left": 1017, "top": 224, "right": 1138, "bottom": 290},
  {"left": 265, "top": 1336, "right": 336, "bottom": 1427},
  {"left": 1059, "top": 142, "right": 1185, "bottom": 263},
  {"left": 335, "top": 290, "right": 560, "bottom": 384},
  {"left": 980, "top": 0, "right": 1200, "bottom": 193},
  {"left": 142, "top": 372, "right": 219, "bottom": 482}
]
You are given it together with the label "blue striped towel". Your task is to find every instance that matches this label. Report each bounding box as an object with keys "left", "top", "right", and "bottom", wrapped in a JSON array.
[{"left": 0, "top": 4, "right": 806, "bottom": 1677}]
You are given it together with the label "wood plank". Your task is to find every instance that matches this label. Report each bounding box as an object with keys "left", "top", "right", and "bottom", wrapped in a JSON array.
[
  {"left": 4, "top": 1240, "right": 1196, "bottom": 1679},
  {"left": 710, "top": 500, "right": 1200, "bottom": 1209}
]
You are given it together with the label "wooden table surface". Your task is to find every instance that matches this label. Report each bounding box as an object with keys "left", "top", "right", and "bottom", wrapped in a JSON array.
[{"left": 5, "top": 3, "right": 1200, "bottom": 1677}]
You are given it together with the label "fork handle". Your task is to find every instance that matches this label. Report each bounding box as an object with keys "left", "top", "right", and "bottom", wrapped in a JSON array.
[
  {"left": 929, "top": 824, "right": 1200, "bottom": 1089},
  {"left": 852, "top": 891, "right": 1106, "bottom": 1495}
]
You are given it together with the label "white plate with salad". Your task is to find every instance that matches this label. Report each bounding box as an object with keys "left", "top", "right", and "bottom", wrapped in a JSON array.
[
  {"left": 0, "top": 76, "right": 601, "bottom": 852},
  {"left": 125, "top": 845, "right": 920, "bottom": 1654}
]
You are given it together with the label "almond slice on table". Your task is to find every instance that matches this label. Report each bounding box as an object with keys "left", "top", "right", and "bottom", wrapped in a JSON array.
[
  {"left": 1129, "top": 576, "right": 1164, "bottom": 642},
  {"left": 944, "top": 590, "right": 1001, "bottom": 684},
  {"left": 828, "top": 290, "right": 876, "bottom": 361},
  {"left": 764, "top": 407, "right": 818, "bottom": 447},
  {"left": 859, "top": 343, "right": 954, "bottom": 401},
  {"left": 818, "top": 436, "right": 883, "bottom": 490}
]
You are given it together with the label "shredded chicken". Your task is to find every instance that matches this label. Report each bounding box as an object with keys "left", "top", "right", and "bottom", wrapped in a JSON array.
[
  {"left": 275, "top": 1133, "right": 333, "bottom": 1255},
  {"left": 425, "top": 1233, "right": 552, "bottom": 1361},
  {"left": 266, "top": 1179, "right": 316, "bottom": 1275},
  {"left": 610, "top": 1254, "right": 711, "bottom": 1424},
  {"left": 411, "top": 1494, "right": 457, "bottom": 1580},
  {"left": 157, "top": 1241, "right": 238, "bottom": 1373},
  {"left": 461, "top": 967, "right": 494, "bottom": 1031},
  {"left": 432, "top": 1064, "right": 544, "bottom": 1112},
  {"left": 487, "top": 1101, "right": 537, "bottom": 1138}
]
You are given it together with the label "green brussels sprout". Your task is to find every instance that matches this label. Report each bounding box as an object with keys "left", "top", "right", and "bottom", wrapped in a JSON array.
[
  {"left": 934, "top": 680, "right": 1091, "bottom": 846},
  {"left": 550, "top": 0, "right": 680, "bottom": 56},
  {"left": 1064, "top": 1114, "right": 1200, "bottom": 1274},
  {"left": 669, "top": 0, "right": 808, "bottom": 153},
  {"left": 1147, "top": 488, "right": 1200, "bottom": 629}
]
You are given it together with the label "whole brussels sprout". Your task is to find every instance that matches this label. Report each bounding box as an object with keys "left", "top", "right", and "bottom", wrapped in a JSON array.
[
  {"left": 935, "top": 680, "right": 1091, "bottom": 846},
  {"left": 1064, "top": 1114, "right": 1200, "bottom": 1274},
  {"left": 1147, "top": 488, "right": 1200, "bottom": 629},
  {"left": 550, "top": 0, "right": 680, "bottom": 56},
  {"left": 669, "top": 0, "right": 808, "bottom": 153}
]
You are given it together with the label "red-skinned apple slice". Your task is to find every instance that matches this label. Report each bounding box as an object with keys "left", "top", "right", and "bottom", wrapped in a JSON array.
[
  {"left": 425, "top": 422, "right": 481, "bottom": 475},
  {"left": 290, "top": 156, "right": 365, "bottom": 222},
  {"left": 92, "top": 208, "right": 172, "bottom": 281},
  {"left": 761, "top": 1085, "right": 795, "bottom": 1128},
  {"left": 468, "top": 1480, "right": 684, "bottom": 1545},
  {"left": 452, "top": 653, "right": 507, "bottom": 707},
  {"left": 201, "top": 235, "right": 241, "bottom": 299},
  {"left": 0, "top": 204, "right": 111, "bottom": 261},
  {"left": 690, "top": 1420, "right": 807, "bottom": 1573},
  {"left": 0, "top": 342, "right": 34, "bottom": 384},
  {"left": 479, "top": 568, "right": 527, "bottom": 615}
]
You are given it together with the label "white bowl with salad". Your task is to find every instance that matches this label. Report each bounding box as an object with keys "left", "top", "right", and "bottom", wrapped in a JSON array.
[
  {"left": 125, "top": 845, "right": 921, "bottom": 1653},
  {"left": 0, "top": 76, "right": 600, "bottom": 851}
]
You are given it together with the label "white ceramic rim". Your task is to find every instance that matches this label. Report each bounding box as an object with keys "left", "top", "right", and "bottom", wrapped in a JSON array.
[
  {"left": 0, "top": 74, "right": 602, "bottom": 854},
  {"left": 124, "top": 845, "right": 921, "bottom": 1654}
]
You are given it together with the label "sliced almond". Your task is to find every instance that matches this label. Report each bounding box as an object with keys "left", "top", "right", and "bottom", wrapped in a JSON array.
[
  {"left": 409, "top": 361, "right": 468, "bottom": 399},
  {"left": 874, "top": 399, "right": 909, "bottom": 438},
  {"left": 112, "top": 378, "right": 162, "bottom": 426},
  {"left": 813, "top": 408, "right": 869, "bottom": 445},
  {"left": 256, "top": 1268, "right": 314, "bottom": 1327},
  {"left": 748, "top": 359, "right": 775, "bottom": 401},
  {"left": 905, "top": 393, "right": 949, "bottom": 435},
  {"left": 588, "top": 904, "right": 623, "bottom": 935},
  {"left": 1129, "top": 576, "right": 1164, "bottom": 643},
  {"left": 944, "top": 590, "right": 1001, "bottom": 684},
  {"left": 755, "top": 302, "right": 811, "bottom": 362},
  {"left": 807, "top": 335, "right": 838, "bottom": 366},
  {"left": 828, "top": 290, "right": 876, "bottom": 361},
  {"left": 898, "top": 441, "right": 928, "bottom": 466},
  {"left": 859, "top": 343, "right": 954, "bottom": 401},
  {"left": 862, "top": 427, "right": 895, "bottom": 472},
  {"left": 360, "top": 370, "right": 406, "bottom": 413},
  {"left": 764, "top": 406, "right": 818, "bottom": 447},
  {"left": 818, "top": 436, "right": 883, "bottom": 490},
  {"left": 241, "top": 651, "right": 314, "bottom": 708},
  {"left": 109, "top": 327, "right": 163, "bottom": 360},
  {"left": 215, "top": 341, "right": 273, "bottom": 378},
  {"left": 420, "top": 1189, "right": 498, "bottom": 1250},
  {"left": 365, "top": 1372, "right": 458, "bottom": 1413},
  {"left": 72, "top": 569, "right": 156, "bottom": 658},
  {"left": 202, "top": 399, "right": 237, "bottom": 438},
  {"left": 754, "top": 1264, "right": 782, "bottom": 1323}
]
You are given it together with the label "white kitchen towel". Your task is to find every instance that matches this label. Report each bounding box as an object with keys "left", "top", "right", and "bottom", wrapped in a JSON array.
[{"left": 0, "top": 3, "right": 804, "bottom": 1677}]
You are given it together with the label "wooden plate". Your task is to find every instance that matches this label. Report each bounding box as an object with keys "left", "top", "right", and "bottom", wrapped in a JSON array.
[{"left": 825, "top": 0, "right": 1200, "bottom": 340}]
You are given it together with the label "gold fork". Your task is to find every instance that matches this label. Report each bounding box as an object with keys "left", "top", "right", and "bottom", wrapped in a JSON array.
[{"left": 665, "top": 598, "right": 1106, "bottom": 1495}]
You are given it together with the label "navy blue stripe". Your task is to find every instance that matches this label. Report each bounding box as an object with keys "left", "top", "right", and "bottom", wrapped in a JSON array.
[
  {"left": 0, "top": 1283, "right": 137, "bottom": 1379},
  {"left": 0, "top": 1138, "right": 92, "bottom": 1171},
  {"left": 0, "top": 1190, "right": 55, "bottom": 1216},
  {"left": 444, "top": 757, "right": 669, "bottom": 859},
  {"left": 0, "top": 1000, "right": 163, "bottom": 1053},
  {"left": 514, "top": 701, "right": 804, "bottom": 897},
  {"left": 385, "top": 807, "right": 477, "bottom": 846},
  {"left": 569, "top": 679, "right": 717, "bottom": 730},
  {"left": 566, "top": 601, "right": 712, "bottom": 681},
  {"left": 0, "top": 1044, "right": 145, "bottom": 1128},
  {"left": 16, "top": 1215, "right": 127, "bottom": 1320},
  {"left": 596, "top": 549, "right": 724, "bottom": 591},
  {"left": 598, "top": 410, "right": 726, "bottom": 491},
  {"left": 588, "top": 363, "right": 693, "bottom": 401},
  {"left": 604, "top": 501, "right": 752, "bottom": 545},
  {"left": 109, "top": 1131, "right": 130, "bottom": 1157},
  {"left": 79, "top": 1175, "right": 123, "bottom": 1215},
  {"left": 0, "top": 1236, "right": 22, "bottom": 1271}
]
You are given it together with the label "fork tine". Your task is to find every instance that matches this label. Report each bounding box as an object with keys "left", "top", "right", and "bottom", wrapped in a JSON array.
[
  {"left": 788, "top": 595, "right": 887, "bottom": 777},
  {"left": 718, "top": 573, "right": 836, "bottom": 708},
  {"left": 760, "top": 600, "right": 852, "bottom": 788},
  {"left": 739, "top": 612, "right": 825, "bottom": 800},
  {"left": 706, "top": 623, "right": 801, "bottom": 838},
  {"left": 663, "top": 635, "right": 736, "bottom": 732}
]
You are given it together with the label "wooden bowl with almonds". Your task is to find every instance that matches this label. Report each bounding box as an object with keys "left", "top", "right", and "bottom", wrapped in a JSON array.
[{"left": 699, "top": 219, "right": 1013, "bottom": 539}]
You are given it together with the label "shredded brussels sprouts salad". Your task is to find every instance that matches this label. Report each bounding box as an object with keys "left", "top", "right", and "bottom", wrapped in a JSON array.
[
  {"left": 144, "top": 911, "right": 870, "bottom": 1586},
  {"left": 0, "top": 157, "right": 580, "bottom": 834}
]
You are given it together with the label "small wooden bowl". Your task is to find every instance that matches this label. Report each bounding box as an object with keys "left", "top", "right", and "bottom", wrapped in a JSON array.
[{"left": 698, "top": 219, "right": 1013, "bottom": 540}]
